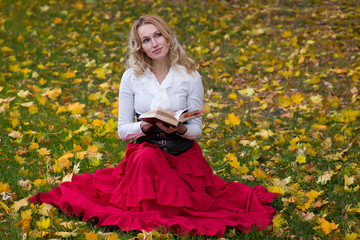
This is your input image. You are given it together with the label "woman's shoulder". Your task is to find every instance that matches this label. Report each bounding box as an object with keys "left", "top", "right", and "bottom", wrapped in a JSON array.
[{"left": 174, "top": 64, "right": 201, "bottom": 80}]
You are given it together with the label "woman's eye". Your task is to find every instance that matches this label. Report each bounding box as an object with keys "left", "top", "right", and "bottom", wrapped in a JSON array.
[
  {"left": 143, "top": 39, "right": 149, "bottom": 43},
  {"left": 155, "top": 33, "right": 162, "bottom": 38}
]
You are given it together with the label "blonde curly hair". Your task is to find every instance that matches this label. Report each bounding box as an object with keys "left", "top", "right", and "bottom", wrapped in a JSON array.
[{"left": 126, "top": 15, "right": 197, "bottom": 76}]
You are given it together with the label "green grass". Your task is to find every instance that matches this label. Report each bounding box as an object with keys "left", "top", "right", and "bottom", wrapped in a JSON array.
[{"left": 1, "top": 0, "right": 360, "bottom": 239}]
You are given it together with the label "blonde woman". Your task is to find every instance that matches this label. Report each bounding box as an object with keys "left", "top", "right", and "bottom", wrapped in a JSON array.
[{"left": 31, "top": 15, "right": 278, "bottom": 237}]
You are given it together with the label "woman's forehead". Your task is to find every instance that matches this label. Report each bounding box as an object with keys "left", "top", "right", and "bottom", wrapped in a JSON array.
[{"left": 137, "top": 24, "right": 159, "bottom": 38}]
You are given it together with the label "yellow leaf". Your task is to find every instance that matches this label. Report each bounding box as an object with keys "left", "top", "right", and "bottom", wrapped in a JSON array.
[
  {"left": 93, "top": 68, "right": 108, "bottom": 79},
  {"left": 296, "top": 155, "right": 306, "bottom": 164},
  {"left": 1, "top": 46, "right": 13, "bottom": 53},
  {"left": 267, "top": 186, "right": 285, "bottom": 195},
  {"left": 256, "top": 129, "right": 274, "bottom": 140},
  {"left": 56, "top": 105, "right": 67, "bottom": 114},
  {"left": 0, "top": 200, "right": 9, "bottom": 214},
  {"left": 64, "top": 70, "right": 76, "bottom": 79},
  {"left": 53, "top": 17, "right": 62, "bottom": 24},
  {"left": 313, "top": 218, "right": 339, "bottom": 235},
  {"left": 29, "top": 142, "right": 39, "bottom": 150},
  {"left": 225, "top": 113, "right": 240, "bottom": 126},
  {"left": 42, "top": 88, "right": 62, "bottom": 100},
  {"left": 17, "top": 90, "right": 29, "bottom": 98},
  {"left": 344, "top": 174, "right": 355, "bottom": 187},
  {"left": 264, "top": 67, "right": 275, "bottom": 73},
  {"left": 76, "top": 151, "right": 88, "bottom": 160},
  {"left": 11, "top": 198, "right": 29, "bottom": 212},
  {"left": 238, "top": 88, "right": 255, "bottom": 96},
  {"left": 9, "top": 64, "right": 20, "bottom": 72},
  {"left": 0, "top": 182, "right": 12, "bottom": 193},
  {"left": 73, "top": 2, "right": 83, "bottom": 10},
  {"left": 56, "top": 232, "right": 78, "bottom": 238},
  {"left": 9, "top": 130, "right": 23, "bottom": 139},
  {"left": 38, "top": 204, "right": 53, "bottom": 216},
  {"left": 282, "top": 30, "right": 292, "bottom": 38},
  {"left": 345, "top": 233, "right": 357, "bottom": 240},
  {"left": 39, "top": 78, "right": 47, "bottom": 85},
  {"left": 291, "top": 92, "right": 304, "bottom": 104},
  {"left": 272, "top": 214, "right": 286, "bottom": 230},
  {"left": 68, "top": 102, "right": 85, "bottom": 115},
  {"left": 253, "top": 168, "right": 268, "bottom": 179},
  {"left": 239, "top": 55, "right": 248, "bottom": 62},
  {"left": 37, "top": 148, "right": 51, "bottom": 156},
  {"left": 228, "top": 92, "right": 237, "bottom": 100},
  {"left": 310, "top": 95, "right": 323, "bottom": 105},
  {"left": 73, "top": 144, "right": 83, "bottom": 152},
  {"left": 28, "top": 104, "right": 39, "bottom": 114},
  {"left": 316, "top": 171, "right": 334, "bottom": 185},
  {"left": 36, "top": 218, "right": 51, "bottom": 231},
  {"left": 107, "top": 234, "right": 119, "bottom": 240},
  {"left": 34, "top": 179, "right": 47, "bottom": 187},
  {"left": 85, "top": 231, "right": 98, "bottom": 240}
]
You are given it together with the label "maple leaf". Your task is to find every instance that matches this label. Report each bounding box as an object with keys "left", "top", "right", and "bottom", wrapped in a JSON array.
[
  {"left": 225, "top": 113, "right": 240, "bottom": 126},
  {"left": 37, "top": 148, "right": 51, "bottom": 156},
  {"left": 68, "top": 102, "right": 85, "bottom": 115},
  {"left": 313, "top": 217, "right": 339, "bottom": 235},
  {"left": 238, "top": 88, "right": 255, "bottom": 96},
  {"left": 38, "top": 203, "right": 53, "bottom": 217},
  {"left": 17, "top": 90, "right": 29, "bottom": 98},
  {"left": 344, "top": 174, "right": 355, "bottom": 187},
  {"left": 42, "top": 88, "right": 62, "bottom": 100},
  {"left": 85, "top": 231, "right": 98, "bottom": 240},
  {"left": 8, "top": 130, "right": 23, "bottom": 139},
  {"left": 253, "top": 168, "right": 268, "bottom": 179},
  {"left": 11, "top": 198, "right": 29, "bottom": 212},
  {"left": 36, "top": 218, "right": 51, "bottom": 231},
  {"left": 28, "top": 142, "right": 39, "bottom": 150},
  {"left": 345, "top": 233, "right": 357, "bottom": 240},
  {"left": 291, "top": 92, "right": 304, "bottom": 104},
  {"left": 272, "top": 214, "right": 286, "bottom": 230},
  {"left": 0, "top": 182, "right": 12, "bottom": 193},
  {"left": 296, "top": 155, "right": 306, "bottom": 164},
  {"left": 316, "top": 171, "right": 334, "bottom": 185}
]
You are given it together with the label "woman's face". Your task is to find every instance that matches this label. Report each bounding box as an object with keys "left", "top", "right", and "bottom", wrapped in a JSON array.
[{"left": 137, "top": 24, "right": 169, "bottom": 61}]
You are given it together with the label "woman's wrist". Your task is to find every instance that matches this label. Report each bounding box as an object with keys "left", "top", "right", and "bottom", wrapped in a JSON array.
[{"left": 176, "top": 124, "right": 187, "bottom": 135}]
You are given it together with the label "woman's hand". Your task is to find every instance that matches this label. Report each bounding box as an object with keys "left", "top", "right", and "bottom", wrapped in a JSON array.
[
  {"left": 140, "top": 121, "right": 153, "bottom": 133},
  {"left": 156, "top": 122, "right": 187, "bottom": 135}
]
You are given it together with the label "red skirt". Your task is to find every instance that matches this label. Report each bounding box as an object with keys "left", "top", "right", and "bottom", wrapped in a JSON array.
[{"left": 30, "top": 142, "right": 278, "bottom": 237}]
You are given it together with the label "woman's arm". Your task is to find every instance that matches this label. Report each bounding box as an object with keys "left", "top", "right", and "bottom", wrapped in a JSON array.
[
  {"left": 117, "top": 69, "right": 147, "bottom": 141},
  {"left": 180, "top": 71, "right": 204, "bottom": 140}
]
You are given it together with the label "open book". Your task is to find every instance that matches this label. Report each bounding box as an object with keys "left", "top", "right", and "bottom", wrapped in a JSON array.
[{"left": 138, "top": 108, "right": 204, "bottom": 127}]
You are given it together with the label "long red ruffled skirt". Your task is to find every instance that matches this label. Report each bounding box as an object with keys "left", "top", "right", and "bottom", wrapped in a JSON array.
[{"left": 30, "top": 142, "right": 279, "bottom": 237}]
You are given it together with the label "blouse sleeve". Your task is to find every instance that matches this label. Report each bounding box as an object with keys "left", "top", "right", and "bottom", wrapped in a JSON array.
[
  {"left": 180, "top": 71, "right": 204, "bottom": 140},
  {"left": 117, "top": 69, "right": 146, "bottom": 141}
]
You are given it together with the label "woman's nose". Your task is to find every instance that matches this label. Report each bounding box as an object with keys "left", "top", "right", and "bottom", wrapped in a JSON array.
[{"left": 151, "top": 38, "right": 158, "bottom": 47}]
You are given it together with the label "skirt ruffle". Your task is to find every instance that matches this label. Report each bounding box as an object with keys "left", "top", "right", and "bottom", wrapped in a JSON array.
[{"left": 30, "top": 142, "right": 279, "bottom": 237}]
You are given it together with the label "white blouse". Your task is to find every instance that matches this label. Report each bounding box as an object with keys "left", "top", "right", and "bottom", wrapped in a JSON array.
[{"left": 117, "top": 65, "right": 204, "bottom": 141}]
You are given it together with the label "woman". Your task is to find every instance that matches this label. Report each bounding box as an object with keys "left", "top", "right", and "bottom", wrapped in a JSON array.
[{"left": 30, "top": 15, "right": 279, "bottom": 237}]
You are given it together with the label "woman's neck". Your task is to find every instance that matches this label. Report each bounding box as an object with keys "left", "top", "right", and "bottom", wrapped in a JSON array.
[
  {"left": 152, "top": 58, "right": 171, "bottom": 75},
  {"left": 152, "top": 58, "right": 171, "bottom": 83}
]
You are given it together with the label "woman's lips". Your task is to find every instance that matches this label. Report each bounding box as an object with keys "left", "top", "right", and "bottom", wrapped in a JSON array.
[{"left": 153, "top": 48, "right": 162, "bottom": 54}]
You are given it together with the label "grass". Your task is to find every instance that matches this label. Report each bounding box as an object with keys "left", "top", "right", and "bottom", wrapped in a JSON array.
[{"left": 1, "top": 0, "right": 360, "bottom": 239}]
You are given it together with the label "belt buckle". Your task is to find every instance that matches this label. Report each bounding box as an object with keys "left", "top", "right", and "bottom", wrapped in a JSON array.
[
  {"left": 160, "top": 133, "right": 165, "bottom": 139},
  {"left": 161, "top": 140, "right": 166, "bottom": 145}
]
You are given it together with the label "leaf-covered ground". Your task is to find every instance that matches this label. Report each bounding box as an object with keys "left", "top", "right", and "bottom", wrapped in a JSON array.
[{"left": 1, "top": 0, "right": 359, "bottom": 239}]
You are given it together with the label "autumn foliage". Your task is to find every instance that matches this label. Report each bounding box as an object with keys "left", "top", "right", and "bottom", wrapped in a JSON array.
[{"left": 0, "top": 0, "right": 359, "bottom": 239}]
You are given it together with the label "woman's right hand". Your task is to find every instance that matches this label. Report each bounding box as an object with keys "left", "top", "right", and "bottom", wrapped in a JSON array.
[{"left": 140, "top": 121, "right": 153, "bottom": 133}]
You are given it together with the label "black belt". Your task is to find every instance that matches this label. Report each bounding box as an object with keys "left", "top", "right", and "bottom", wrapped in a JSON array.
[{"left": 135, "top": 127, "right": 194, "bottom": 155}]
